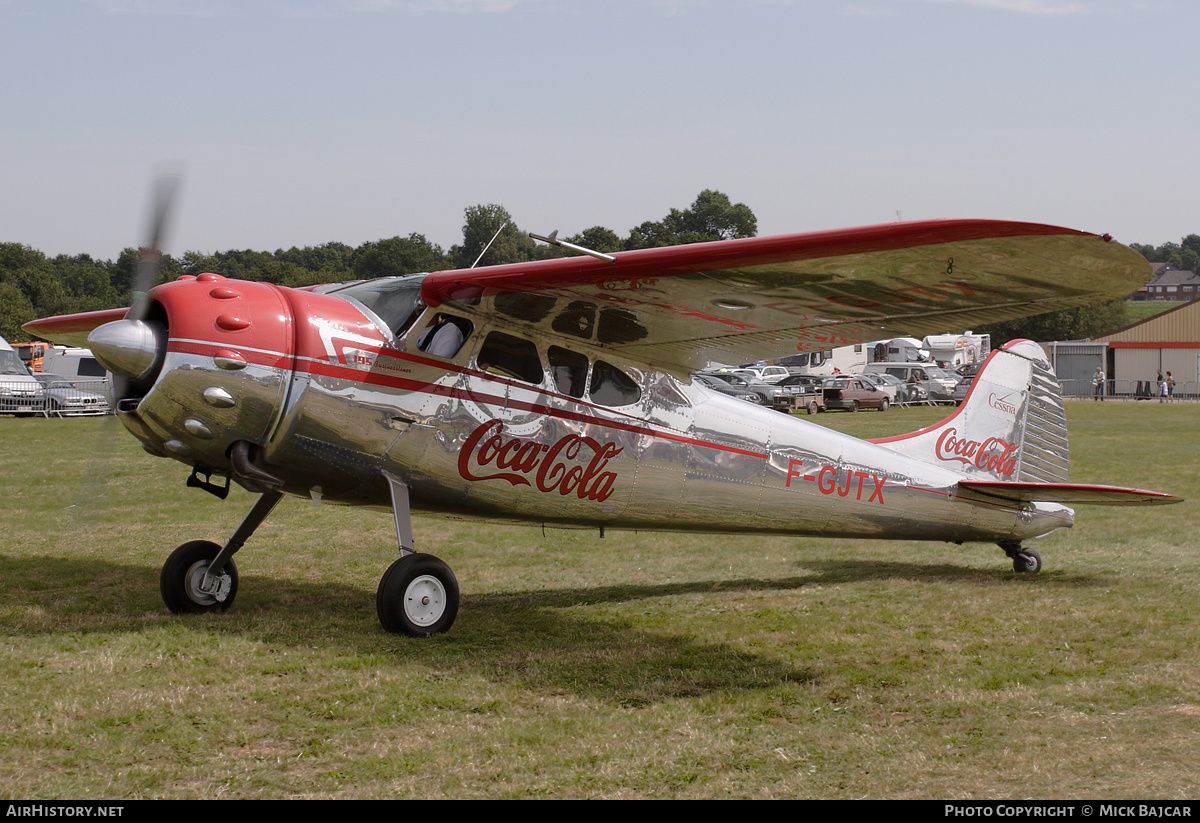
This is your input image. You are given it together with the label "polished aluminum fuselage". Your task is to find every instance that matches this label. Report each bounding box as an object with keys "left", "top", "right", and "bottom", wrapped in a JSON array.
[{"left": 117, "top": 275, "right": 1069, "bottom": 546}]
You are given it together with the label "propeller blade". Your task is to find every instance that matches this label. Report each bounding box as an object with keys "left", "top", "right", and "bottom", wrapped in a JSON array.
[{"left": 129, "top": 173, "right": 182, "bottom": 322}]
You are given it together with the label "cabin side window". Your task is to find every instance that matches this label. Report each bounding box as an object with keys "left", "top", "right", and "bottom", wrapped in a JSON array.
[
  {"left": 416, "top": 313, "right": 474, "bottom": 359},
  {"left": 590, "top": 360, "right": 641, "bottom": 407},
  {"left": 476, "top": 331, "right": 544, "bottom": 384},
  {"left": 548, "top": 346, "right": 588, "bottom": 398}
]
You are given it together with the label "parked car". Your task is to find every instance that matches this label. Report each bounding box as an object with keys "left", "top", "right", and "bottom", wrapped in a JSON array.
[
  {"left": 33, "top": 373, "right": 110, "bottom": 415},
  {"left": 857, "top": 372, "right": 898, "bottom": 402},
  {"left": 922, "top": 366, "right": 961, "bottom": 404},
  {"left": 694, "top": 373, "right": 763, "bottom": 405},
  {"left": 0, "top": 337, "right": 44, "bottom": 415},
  {"left": 777, "top": 374, "right": 827, "bottom": 392},
  {"left": 767, "top": 374, "right": 824, "bottom": 414},
  {"left": 734, "top": 365, "right": 791, "bottom": 384},
  {"left": 866, "top": 372, "right": 927, "bottom": 404},
  {"left": 861, "top": 363, "right": 957, "bottom": 404},
  {"left": 697, "top": 371, "right": 792, "bottom": 410},
  {"left": 951, "top": 362, "right": 982, "bottom": 405},
  {"left": 821, "top": 377, "right": 890, "bottom": 412}
]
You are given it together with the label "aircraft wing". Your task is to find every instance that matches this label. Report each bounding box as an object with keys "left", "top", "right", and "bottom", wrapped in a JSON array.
[
  {"left": 22, "top": 307, "right": 128, "bottom": 349},
  {"left": 423, "top": 219, "right": 1148, "bottom": 376},
  {"left": 959, "top": 481, "right": 1181, "bottom": 506}
]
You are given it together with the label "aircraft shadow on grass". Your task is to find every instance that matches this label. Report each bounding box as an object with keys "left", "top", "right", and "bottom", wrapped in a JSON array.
[{"left": 0, "top": 553, "right": 1105, "bottom": 704}]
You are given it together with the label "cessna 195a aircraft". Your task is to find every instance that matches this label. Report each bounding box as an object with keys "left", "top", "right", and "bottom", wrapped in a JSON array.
[{"left": 25, "top": 211, "right": 1181, "bottom": 637}]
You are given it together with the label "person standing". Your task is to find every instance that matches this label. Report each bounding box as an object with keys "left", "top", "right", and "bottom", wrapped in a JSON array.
[
  {"left": 1093, "top": 366, "right": 1105, "bottom": 401},
  {"left": 1167, "top": 371, "right": 1175, "bottom": 403}
]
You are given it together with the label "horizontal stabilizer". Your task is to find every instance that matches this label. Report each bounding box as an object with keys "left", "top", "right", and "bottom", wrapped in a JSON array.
[{"left": 959, "top": 480, "right": 1181, "bottom": 506}]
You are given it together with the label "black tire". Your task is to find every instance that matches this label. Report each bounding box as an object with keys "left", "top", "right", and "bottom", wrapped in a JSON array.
[
  {"left": 807, "top": 400, "right": 818, "bottom": 415},
  {"left": 377, "top": 553, "right": 460, "bottom": 637},
  {"left": 160, "top": 540, "right": 238, "bottom": 614},
  {"left": 1013, "top": 549, "right": 1042, "bottom": 574},
  {"left": 879, "top": 398, "right": 889, "bottom": 412},
  {"left": 850, "top": 400, "right": 859, "bottom": 413}
]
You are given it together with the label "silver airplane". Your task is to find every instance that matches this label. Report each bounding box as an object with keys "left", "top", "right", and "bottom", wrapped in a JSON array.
[{"left": 25, "top": 217, "right": 1180, "bottom": 637}]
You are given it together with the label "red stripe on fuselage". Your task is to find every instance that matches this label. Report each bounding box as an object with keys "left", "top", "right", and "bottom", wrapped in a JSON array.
[{"left": 166, "top": 336, "right": 769, "bottom": 460}]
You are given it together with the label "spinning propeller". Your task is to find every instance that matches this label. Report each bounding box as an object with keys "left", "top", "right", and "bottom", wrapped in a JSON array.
[{"left": 88, "top": 174, "right": 181, "bottom": 398}]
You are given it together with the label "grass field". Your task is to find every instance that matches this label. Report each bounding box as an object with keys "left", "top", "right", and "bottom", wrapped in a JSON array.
[{"left": 1, "top": 402, "right": 1197, "bottom": 799}]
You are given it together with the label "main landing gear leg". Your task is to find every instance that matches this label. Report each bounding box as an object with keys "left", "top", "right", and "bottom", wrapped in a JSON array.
[
  {"left": 160, "top": 489, "right": 284, "bottom": 614},
  {"left": 999, "top": 540, "right": 1042, "bottom": 574},
  {"left": 376, "top": 474, "right": 459, "bottom": 637}
]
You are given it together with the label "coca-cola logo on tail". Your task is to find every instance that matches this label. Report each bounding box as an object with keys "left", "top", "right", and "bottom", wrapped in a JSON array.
[
  {"left": 935, "top": 428, "right": 1018, "bottom": 477},
  {"left": 458, "top": 419, "right": 624, "bottom": 502}
]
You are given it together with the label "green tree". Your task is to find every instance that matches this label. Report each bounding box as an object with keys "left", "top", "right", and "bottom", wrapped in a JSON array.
[
  {"left": 353, "top": 234, "right": 449, "bottom": 279},
  {"left": 0, "top": 281, "right": 35, "bottom": 341},
  {"left": 276, "top": 241, "right": 355, "bottom": 273},
  {"left": 624, "top": 189, "right": 756, "bottom": 250},
  {"left": 449, "top": 204, "right": 536, "bottom": 269},
  {"left": 569, "top": 226, "right": 623, "bottom": 254},
  {"left": 976, "top": 300, "right": 1130, "bottom": 344},
  {"left": 53, "top": 254, "right": 120, "bottom": 312}
]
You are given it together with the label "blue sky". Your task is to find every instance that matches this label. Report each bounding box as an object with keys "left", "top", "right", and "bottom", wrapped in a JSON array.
[{"left": 2, "top": 0, "right": 1196, "bottom": 261}]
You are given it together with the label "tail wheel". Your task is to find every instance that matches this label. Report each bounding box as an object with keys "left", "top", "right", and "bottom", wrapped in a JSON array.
[
  {"left": 377, "top": 553, "right": 460, "bottom": 637},
  {"left": 161, "top": 540, "right": 238, "bottom": 614},
  {"left": 1013, "top": 549, "right": 1042, "bottom": 574}
]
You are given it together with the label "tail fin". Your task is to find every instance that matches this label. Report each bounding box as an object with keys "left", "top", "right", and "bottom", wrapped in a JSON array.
[{"left": 871, "top": 339, "right": 1068, "bottom": 482}]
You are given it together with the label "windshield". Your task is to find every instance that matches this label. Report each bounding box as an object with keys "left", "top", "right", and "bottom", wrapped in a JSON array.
[
  {"left": 322, "top": 274, "right": 428, "bottom": 338},
  {"left": 0, "top": 349, "right": 29, "bottom": 376}
]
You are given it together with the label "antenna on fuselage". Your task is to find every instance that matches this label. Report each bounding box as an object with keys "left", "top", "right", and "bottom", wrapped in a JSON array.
[
  {"left": 529, "top": 230, "right": 617, "bottom": 263},
  {"left": 470, "top": 222, "right": 508, "bottom": 268}
]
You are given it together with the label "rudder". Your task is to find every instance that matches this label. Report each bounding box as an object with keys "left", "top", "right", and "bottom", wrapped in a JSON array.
[{"left": 870, "top": 340, "right": 1068, "bottom": 482}]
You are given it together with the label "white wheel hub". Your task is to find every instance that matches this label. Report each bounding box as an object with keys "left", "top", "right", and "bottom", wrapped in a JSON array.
[{"left": 404, "top": 574, "right": 447, "bottom": 627}]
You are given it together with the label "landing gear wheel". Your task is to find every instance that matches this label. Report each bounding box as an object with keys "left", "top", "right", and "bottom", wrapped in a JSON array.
[
  {"left": 1012, "top": 549, "right": 1042, "bottom": 574},
  {"left": 377, "top": 553, "right": 459, "bottom": 637},
  {"left": 160, "top": 540, "right": 238, "bottom": 614}
]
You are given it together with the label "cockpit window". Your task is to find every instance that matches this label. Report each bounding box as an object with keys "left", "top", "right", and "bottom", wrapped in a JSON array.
[
  {"left": 476, "top": 331, "right": 543, "bottom": 384},
  {"left": 326, "top": 274, "right": 427, "bottom": 338},
  {"left": 590, "top": 360, "right": 641, "bottom": 407}
]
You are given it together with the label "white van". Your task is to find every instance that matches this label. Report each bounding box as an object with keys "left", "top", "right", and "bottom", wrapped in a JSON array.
[
  {"left": 0, "top": 336, "right": 45, "bottom": 415},
  {"left": 42, "top": 347, "right": 110, "bottom": 386}
]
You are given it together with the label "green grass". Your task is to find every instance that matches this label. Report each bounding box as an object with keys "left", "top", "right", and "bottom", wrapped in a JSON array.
[{"left": 1, "top": 404, "right": 1198, "bottom": 799}]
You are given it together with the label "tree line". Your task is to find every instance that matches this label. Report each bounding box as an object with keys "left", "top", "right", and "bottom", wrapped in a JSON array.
[
  {"left": 0, "top": 190, "right": 755, "bottom": 341},
  {"left": 1, "top": 188, "right": 1191, "bottom": 346}
]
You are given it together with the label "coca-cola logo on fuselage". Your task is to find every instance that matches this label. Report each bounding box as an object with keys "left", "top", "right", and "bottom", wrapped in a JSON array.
[{"left": 458, "top": 419, "right": 623, "bottom": 502}]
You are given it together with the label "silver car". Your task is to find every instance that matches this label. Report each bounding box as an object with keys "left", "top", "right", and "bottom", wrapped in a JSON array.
[{"left": 33, "top": 373, "right": 110, "bottom": 415}]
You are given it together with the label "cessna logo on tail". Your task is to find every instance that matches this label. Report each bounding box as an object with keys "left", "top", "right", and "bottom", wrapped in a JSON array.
[
  {"left": 935, "top": 428, "right": 1018, "bottom": 477},
  {"left": 459, "top": 419, "right": 623, "bottom": 502},
  {"left": 988, "top": 392, "right": 1018, "bottom": 415}
]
